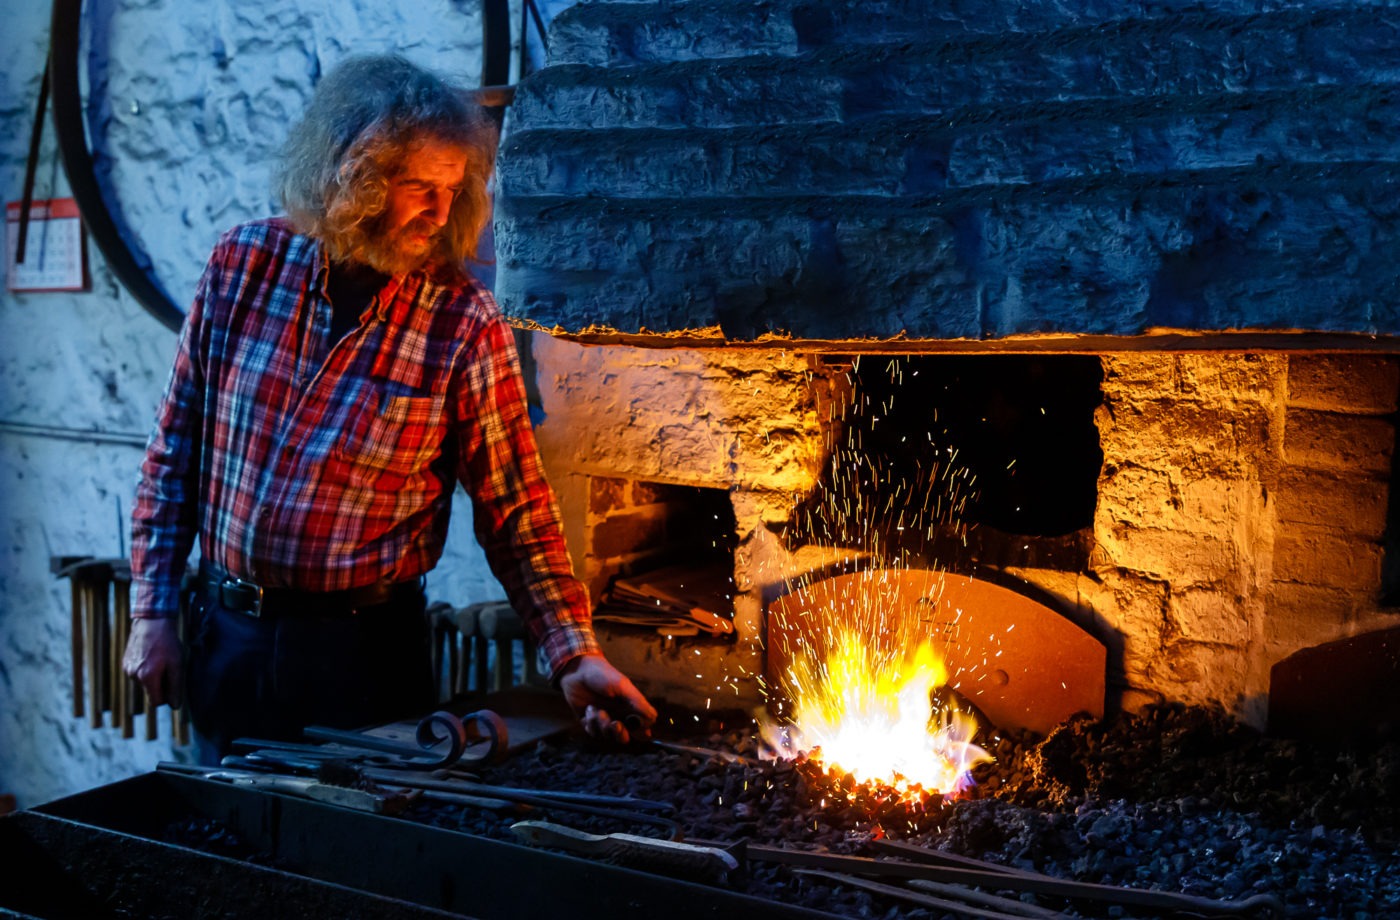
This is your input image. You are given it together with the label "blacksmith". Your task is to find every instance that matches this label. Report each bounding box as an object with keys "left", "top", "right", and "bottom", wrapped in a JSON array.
[{"left": 123, "top": 54, "right": 655, "bottom": 764}]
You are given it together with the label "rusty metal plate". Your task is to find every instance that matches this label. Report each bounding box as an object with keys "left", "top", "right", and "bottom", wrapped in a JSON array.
[{"left": 766, "top": 569, "right": 1105, "bottom": 735}]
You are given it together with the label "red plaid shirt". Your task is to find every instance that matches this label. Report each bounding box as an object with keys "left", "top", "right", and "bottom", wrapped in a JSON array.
[{"left": 130, "top": 218, "right": 598, "bottom": 671}]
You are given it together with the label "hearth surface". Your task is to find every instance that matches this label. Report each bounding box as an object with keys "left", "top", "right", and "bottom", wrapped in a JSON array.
[{"left": 324, "top": 702, "right": 1397, "bottom": 918}]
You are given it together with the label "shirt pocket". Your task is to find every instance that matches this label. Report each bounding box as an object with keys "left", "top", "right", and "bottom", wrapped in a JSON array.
[{"left": 334, "top": 392, "right": 445, "bottom": 478}]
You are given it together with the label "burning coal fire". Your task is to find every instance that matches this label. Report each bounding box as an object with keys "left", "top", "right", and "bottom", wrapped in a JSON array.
[
  {"left": 759, "top": 357, "right": 993, "bottom": 799},
  {"left": 759, "top": 633, "right": 990, "bottom": 799}
]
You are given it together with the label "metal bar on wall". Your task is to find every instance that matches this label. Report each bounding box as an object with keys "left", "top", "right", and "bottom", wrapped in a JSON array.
[
  {"left": 17, "top": 57, "right": 51, "bottom": 264},
  {"left": 69, "top": 577, "right": 83, "bottom": 719}
]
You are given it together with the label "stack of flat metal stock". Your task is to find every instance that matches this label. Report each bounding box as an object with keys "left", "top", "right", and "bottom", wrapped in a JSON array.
[{"left": 595, "top": 562, "right": 736, "bottom": 637}]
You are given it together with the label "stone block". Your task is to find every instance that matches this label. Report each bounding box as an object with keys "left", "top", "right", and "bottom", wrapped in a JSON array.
[
  {"left": 1096, "top": 521, "right": 1239, "bottom": 584},
  {"left": 1098, "top": 465, "right": 1270, "bottom": 536},
  {"left": 1098, "top": 398, "right": 1275, "bottom": 471},
  {"left": 1262, "top": 582, "right": 1363, "bottom": 649},
  {"left": 1178, "top": 477, "right": 1269, "bottom": 530},
  {"left": 1274, "top": 469, "right": 1388, "bottom": 538},
  {"left": 549, "top": 1, "right": 799, "bottom": 67},
  {"left": 1147, "top": 642, "right": 1251, "bottom": 708},
  {"left": 589, "top": 476, "right": 627, "bottom": 515},
  {"left": 1100, "top": 355, "right": 1178, "bottom": 396},
  {"left": 1283, "top": 409, "right": 1394, "bottom": 475},
  {"left": 511, "top": 62, "right": 844, "bottom": 131},
  {"left": 1273, "top": 525, "right": 1384, "bottom": 590},
  {"left": 1167, "top": 589, "right": 1252, "bottom": 647},
  {"left": 1288, "top": 355, "right": 1400, "bottom": 414},
  {"left": 1095, "top": 464, "right": 1178, "bottom": 531},
  {"left": 1176, "top": 353, "right": 1286, "bottom": 404}
]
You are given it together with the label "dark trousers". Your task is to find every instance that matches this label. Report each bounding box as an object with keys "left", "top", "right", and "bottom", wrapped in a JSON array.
[{"left": 183, "top": 582, "right": 435, "bottom": 766}]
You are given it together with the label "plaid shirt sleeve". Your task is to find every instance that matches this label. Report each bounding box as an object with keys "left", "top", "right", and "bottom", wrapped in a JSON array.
[
  {"left": 129, "top": 242, "right": 220, "bottom": 619},
  {"left": 455, "top": 313, "right": 600, "bottom": 673}
]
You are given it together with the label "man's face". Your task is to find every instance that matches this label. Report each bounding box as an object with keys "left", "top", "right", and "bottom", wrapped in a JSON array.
[{"left": 366, "top": 138, "right": 469, "bottom": 274}]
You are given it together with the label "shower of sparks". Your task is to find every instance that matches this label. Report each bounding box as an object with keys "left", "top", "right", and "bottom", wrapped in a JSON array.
[{"left": 759, "top": 356, "right": 993, "bottom": 801}]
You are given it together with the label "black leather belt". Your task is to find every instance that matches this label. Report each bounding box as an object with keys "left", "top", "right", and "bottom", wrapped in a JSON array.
[{"left": 199, "top": 563, "right": 416, "bottom": 618}]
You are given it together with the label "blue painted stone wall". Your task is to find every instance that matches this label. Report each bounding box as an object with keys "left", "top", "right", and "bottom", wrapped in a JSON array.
[
  {"left": 496, "top": 0, "right": 1400, "bottom": 341},
  {"left": 0, "top": 0, "right": 568, "bottom": 810}
]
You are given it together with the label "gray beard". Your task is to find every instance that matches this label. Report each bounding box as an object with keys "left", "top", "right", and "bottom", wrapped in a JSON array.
[{"left": 358, "top": 220, "right": 437, "bottom": 276}]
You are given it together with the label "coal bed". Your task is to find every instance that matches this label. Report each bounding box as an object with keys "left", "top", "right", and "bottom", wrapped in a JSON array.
[{"left": 166, "top": 703, "right": 1400, "bottom": 919}]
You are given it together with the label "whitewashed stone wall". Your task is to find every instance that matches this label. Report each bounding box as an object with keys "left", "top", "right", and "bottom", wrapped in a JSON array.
[{"left": 0, "top": 0, "right": 568, "bottom": 809}]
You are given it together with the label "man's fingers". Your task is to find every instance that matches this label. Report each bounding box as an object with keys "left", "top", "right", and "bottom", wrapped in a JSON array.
[
  {"left": 579, "top": 704, "right": 634, "bottom": 743},
  {"left": 122, "top": 619, "right": 181, "bottom": 708},
  {"left": 561, "top": 654, "right": 657, "bottom": 743}
]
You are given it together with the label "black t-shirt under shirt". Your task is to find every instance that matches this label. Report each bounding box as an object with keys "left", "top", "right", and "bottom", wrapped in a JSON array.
[{"left": 325, "top": 261, "right": 389, "bottom": 343}]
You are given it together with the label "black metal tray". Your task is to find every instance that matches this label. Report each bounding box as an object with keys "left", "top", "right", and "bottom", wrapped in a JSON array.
[{"left": 8, "top": 772, "right": 836, "bottom": 919}]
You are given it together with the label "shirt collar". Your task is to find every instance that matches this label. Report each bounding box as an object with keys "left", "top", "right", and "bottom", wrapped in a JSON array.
[{"left": 309, "top": 237, "right": 414, "bottom": 324}]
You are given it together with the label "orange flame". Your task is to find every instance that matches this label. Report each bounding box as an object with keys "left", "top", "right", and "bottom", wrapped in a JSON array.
[{"left": 760, "top": 632, "right": 991, "bottom": 799}]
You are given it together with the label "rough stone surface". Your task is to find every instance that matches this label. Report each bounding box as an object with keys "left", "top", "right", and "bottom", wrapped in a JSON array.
[
  {"left": 1288, "top": 354, "right": 1400, "bottom": 413},
  {"left": 529, "top": 332, "right": 831, "bottom": 707},
  {"left": 1075, "top": 353, "right": 1399, "bottom": 721},
  {"left": 1283, "top": 409, "right": 1395, "bottom": 474},
  {"left": 0, "top": 0, "right": 569, "bottom": 809},
  {"left": 530, "top": 339, "right": 1399, "bottom": 727},
  {"left": 1261, "top": 582, "right": 1370, "bottom": 650},
  {"left": 1274, "top": 469, "right": 1389, "bottom": 537},
  {"left": 497, "top": 0, "right": 1400, "bottom": 340}
]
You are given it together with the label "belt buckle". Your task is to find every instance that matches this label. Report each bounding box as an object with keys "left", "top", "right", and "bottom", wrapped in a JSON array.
[{"left": 222, "top": 576, "right": 264, "bottom": 617}]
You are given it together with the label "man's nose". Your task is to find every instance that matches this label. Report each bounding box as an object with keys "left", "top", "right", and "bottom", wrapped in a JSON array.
[{"left": 424, "top": 190, "right": 453, "bottom": 226}]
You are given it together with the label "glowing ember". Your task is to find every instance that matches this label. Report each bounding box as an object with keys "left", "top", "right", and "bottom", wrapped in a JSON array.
[{"left": 760, "top": 632, "right": 990, "bottom": 799}]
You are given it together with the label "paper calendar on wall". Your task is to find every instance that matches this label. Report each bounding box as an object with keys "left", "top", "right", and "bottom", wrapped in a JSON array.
[{"left": 5, "top": 198, "right": 88, "bottom": 293}]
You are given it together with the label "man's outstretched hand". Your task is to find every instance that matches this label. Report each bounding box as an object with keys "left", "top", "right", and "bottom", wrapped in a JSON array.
[{"left": 557, "top": 652, "right": 657, "bottom": 744}]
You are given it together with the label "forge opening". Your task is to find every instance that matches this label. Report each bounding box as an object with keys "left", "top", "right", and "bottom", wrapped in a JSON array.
[
  {"left": 789, "top": 354, "right": 1104, "bottom": 571},
  {"left": 585, "top": 477, "right": 738, "bottom": 636}
]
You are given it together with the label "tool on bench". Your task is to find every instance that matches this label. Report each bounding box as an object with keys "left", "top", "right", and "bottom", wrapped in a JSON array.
[
  {"left": 303, "top": 708, "right": 508, "bottom": 766},
  {"left": 231, "top": 708, "right": 506, "bottom": 772},
  {"left": 511, "top": 820, "right": 738, "bottom": 883},
  {"left": 321, "top": 763, "right": 674, "bottom": 814},
  {"left": 752, "top": 843, "right": 1286, "bottom": 920},
  {"left": 792, "top": 869, "right": 1052, "bottom": 920},
  {"left": 157, "top": 761, "right": 411, "bottom": 815},
  {"left": 314, "top": 760, "right": 682, "bottom": 836},
  {"left": 621, "top": 714, "right": 767, "bottom": 768}
]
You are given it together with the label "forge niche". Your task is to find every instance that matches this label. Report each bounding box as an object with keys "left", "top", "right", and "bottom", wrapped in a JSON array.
[{"left": 788, "top": 353, "right": 1105, "bottom": 574}]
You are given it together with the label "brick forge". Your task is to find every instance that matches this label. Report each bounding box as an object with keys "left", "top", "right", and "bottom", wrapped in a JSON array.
[
  {"left": 528, "top": 338, "right": 1400, "bottom": 728},
  {"left": 493, "top": 0, "right": 1400, "bottom": 728}
]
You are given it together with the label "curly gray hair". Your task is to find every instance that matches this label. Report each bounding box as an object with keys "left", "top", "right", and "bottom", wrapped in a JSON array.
[{"left": 275, "top": 54, "right": 496, "bottom": 278}]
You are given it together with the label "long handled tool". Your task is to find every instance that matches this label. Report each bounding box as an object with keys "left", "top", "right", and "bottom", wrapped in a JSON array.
[
  {"left": 511, "top": 820, "right": 738, "bottom": 883},
  {"left": 748, "top": 844, "right": 1286, "bottom": 919},
  {"left": 157, "top": 762, "right": 411, "bottom": 815}
]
